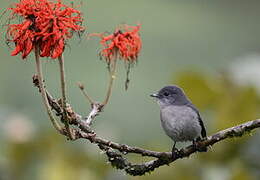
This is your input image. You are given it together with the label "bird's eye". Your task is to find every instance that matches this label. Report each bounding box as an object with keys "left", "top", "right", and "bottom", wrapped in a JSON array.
[{"left": 163, "top": 92, "right": 169, "bottom": 96}]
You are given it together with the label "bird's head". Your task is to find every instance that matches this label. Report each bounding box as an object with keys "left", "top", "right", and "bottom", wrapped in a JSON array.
[{"left": 150, "top": 85, "right": 189, "bottom": 107}]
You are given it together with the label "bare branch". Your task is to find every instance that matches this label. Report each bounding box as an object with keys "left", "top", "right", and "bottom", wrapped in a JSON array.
[
  {"left": 77, "top": 82, "right": 94, "bottom": 105},
  {"left": 32, "top": 77, "right": 260, "bottom": 176},
  {"left": 74, "top": 117, "right": 260, "bottom": 176},
  {"left": 98, "top": 119, "right": 260, "bottom": 176},
  {"left": 85, "top": 102, "right": 103, "bottom": 125}
]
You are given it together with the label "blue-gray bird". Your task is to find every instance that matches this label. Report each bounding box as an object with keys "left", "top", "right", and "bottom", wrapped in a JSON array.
[{"left": 151, "top": 85, "right": 207, "bottom": 156}]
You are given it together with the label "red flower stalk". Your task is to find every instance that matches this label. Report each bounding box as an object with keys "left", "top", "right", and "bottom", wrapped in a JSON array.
[
  {"left": 97, "top": 24, "right": 142, "bottom": 63},
  {"left": 93, "top": 24, "right": 142, "bottom": 90},
  {"left": 7, "top": 0, "right": 84, "bottom": 59}
]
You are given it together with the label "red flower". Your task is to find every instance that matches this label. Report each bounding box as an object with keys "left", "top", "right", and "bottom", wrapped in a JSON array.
[
  {"left": 93, "top": 24, "right": 142, "bottom": 90},
  {"left": 97, "top": 24, "right": 142, "bottom": 63},
  {"left": 7, "top": 0, "right": 84, "bottom": 59}
]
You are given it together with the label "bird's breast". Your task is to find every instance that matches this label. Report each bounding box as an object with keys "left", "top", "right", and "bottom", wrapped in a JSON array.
[{"left": 160, "top": 105, "right": 201, "bottom": 142}]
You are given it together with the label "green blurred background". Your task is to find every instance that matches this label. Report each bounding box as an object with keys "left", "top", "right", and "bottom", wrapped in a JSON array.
[{"left": 1, "top": 0, "right": 260, "bottom": 179}]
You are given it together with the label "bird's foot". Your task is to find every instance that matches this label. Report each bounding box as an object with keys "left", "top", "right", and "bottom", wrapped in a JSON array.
[{"left": 171, "top": 147, "right": 184, "bottom": 159}]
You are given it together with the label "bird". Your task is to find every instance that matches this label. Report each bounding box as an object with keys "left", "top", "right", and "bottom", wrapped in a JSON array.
[{"left": 150, "top": 85, "right": 207, "bottom": 157}]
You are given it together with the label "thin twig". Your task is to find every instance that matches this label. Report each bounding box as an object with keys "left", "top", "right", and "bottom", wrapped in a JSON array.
[
  {"left": 102, "top": 53, "right": 118, "bottom": 106},
  {"left": 34, "top": 45, "right": 62, "bottom": 132},
  {"left": 77, "top": 82, "right": 102, "bottom": 125},
  {"left": 77, "top": 82, "right": 94, "bottom": 104},
  {"left": 58, "top": 55, "right": 73, "bottom": 139}
]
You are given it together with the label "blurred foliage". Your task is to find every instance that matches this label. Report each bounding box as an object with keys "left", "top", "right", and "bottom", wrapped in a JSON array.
[
  {"left": 175, "top": 72, "right": 260, "bottom": 166},
  {"left": 1, "top": 71, "right": 260, "bottom": 180},
  {"left": 1, "top": 0, "right": 260, "bottom": 180}
]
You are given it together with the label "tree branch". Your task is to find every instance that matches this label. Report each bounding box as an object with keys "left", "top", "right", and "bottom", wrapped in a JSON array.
[
  {"left": 32, "top": 76, "right": 260, "bottom": 176},
  {"left": 90, "top": 119, "right": 260, "bottom": 176}
]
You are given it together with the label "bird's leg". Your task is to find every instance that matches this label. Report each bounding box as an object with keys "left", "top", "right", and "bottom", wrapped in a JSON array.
[
  {"left": 171, "top": 141, "right": 179, "bottom": 158},
  {"left": 192, "top": 139, "right": 197, "bottom": 149}
]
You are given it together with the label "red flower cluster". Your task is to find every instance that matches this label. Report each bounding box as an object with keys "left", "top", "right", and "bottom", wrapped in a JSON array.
[
  {"left": 98, "top": 24, "right": 142, "bottom": 63},
  {"left": 7, "top": 0, "right": 84, "bottom": 59}
]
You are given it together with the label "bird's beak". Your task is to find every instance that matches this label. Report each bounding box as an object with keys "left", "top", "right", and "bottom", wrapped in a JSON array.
[{"left": 150, "top": 93, "right": 159, "bottom": 98}]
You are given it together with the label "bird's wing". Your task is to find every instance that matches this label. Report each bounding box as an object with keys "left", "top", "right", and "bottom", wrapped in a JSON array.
[{"left": 186, "top": 103, "right": 207, "bottom": 138}]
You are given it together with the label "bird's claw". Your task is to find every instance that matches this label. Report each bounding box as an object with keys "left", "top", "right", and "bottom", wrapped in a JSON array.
[{"left": 171, "top": 148, "right": 183, "bottom": 159}]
